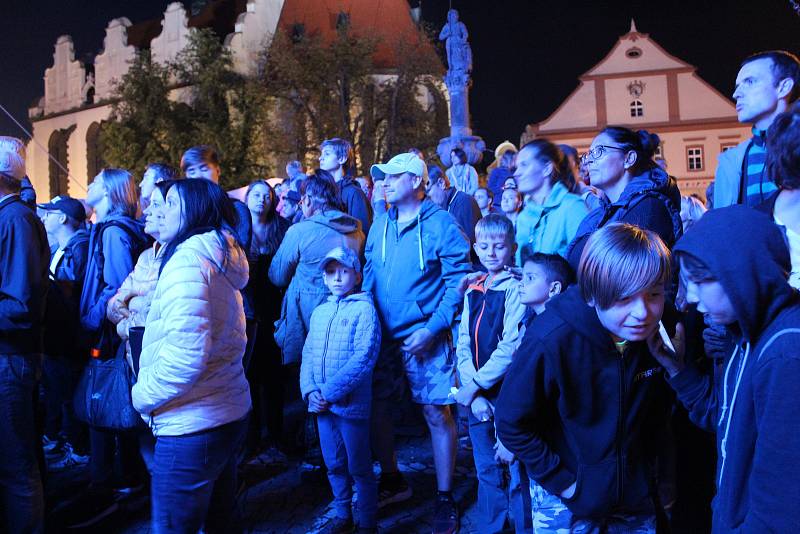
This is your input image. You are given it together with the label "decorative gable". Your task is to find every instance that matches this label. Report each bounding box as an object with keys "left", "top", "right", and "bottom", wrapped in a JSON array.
[
  {"left": 151, "top": 2, "right": 192, "bottom": 66},
  {"left": 94, "top": 18, "right": 137, "bottom": 101},
  {"left": 44, "top": 36, "right": 87, "bottom": 114}
]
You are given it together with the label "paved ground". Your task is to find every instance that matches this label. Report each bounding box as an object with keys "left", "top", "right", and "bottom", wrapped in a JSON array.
[{"left": 43, "top": 415, "right": 492, "bottom": 533}]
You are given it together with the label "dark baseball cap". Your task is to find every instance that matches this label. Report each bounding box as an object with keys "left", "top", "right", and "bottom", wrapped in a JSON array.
[
  {"left": 285, "top": 190, "right": 301, "bottom": 203},
  {"left": 37, "top": 196, "right": 87, "bottom": 222}
]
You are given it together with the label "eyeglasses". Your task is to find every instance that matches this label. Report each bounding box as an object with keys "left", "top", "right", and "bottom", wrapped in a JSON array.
[{"left": 580, "top": 145, "right": 627, "bottom": 164}]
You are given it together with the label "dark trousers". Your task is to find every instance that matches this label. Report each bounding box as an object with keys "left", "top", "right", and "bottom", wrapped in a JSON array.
[
  {"left": 0, "top": 354, "right": 44, "bottom": 534},
  {"left": 151, "top": 417, "right": 247, "bottom": 534},
  {"left": 89, "top": 427, "right": 145, "bottom": 488},
  {"left": 42, "top": 355, "right": 88, "bottom": 453}
]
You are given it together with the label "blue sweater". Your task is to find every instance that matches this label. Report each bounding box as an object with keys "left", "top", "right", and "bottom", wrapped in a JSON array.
[{"left": 670, "top": 205, "right": 800, "bottom": 533}]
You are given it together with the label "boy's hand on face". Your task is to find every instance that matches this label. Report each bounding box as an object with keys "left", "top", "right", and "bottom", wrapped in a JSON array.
[
  {"left": 494, "top": 438, "right": 514, "bottom": 464},
  {"left": 402, "top": 327, "right": 435, "bottom": 356},
  {"left": 454, "top": 380, "right": 480, "bottom": 407},
  {"left": 471, "top": 396, "right": 494, "bottom": 422},
  {"left": 646, "top": 322, "right": 686, "bottom": 378}
]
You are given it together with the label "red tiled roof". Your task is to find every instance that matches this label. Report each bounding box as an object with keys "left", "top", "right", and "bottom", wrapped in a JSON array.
[{"left": 276, "top": 0, "right": 435, "bottom": 69}]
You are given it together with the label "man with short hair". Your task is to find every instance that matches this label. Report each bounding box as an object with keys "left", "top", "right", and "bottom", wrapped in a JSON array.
[
  {"left": 427, "top": 165, "right": 481, "bottom": 245},
  {"left": 364, "top": 152, "right": 472, "bottom": 534},
  {"left": 0, "top": 136, "right": 49, "bottom": 533},
  {"left": 319, "top": 138, "right": 372, "bottom": 233},
  {"left": 473, "top": 187, "right": 498, "bottom": 218},
  {"left": 139, "top": 163, "right": 177, "bottom": 211},
  {"left": 714, "top": 50, "right": 800, "bottom": 208}
]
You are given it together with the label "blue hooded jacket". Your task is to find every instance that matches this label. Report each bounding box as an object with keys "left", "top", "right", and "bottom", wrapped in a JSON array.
[
  {"left": 363, "top": 199, "right": 471, "bottom": 341},
  {"left": 669, "top": 205, "right": 800, "bottom": 533},
  {"left": 79, "top": 214, "right": 149, "bottom": 337}
]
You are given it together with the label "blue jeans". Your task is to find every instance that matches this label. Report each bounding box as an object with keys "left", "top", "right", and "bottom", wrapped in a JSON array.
[
  {"left": 151, "top": 417, "right": 247, "bottom": 534},
  {"left": 0, "top": 354, "right": 44, "bottom": 534},
  {"left": 469, "top": 415, "right": 532, "bottom": 533},
  {"left": 317, "top": 412, "right": 377, "bottom": 528}
]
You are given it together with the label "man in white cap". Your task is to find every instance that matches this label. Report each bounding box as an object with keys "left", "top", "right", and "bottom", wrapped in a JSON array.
[
  {"left": 0, "top": 136, "right": 49, "bottom": 532},
  {"left": 363, "top": 152, "right": 471, "bottom": 534}
]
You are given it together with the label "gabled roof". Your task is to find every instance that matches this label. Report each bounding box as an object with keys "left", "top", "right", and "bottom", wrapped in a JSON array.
[
  {"left": 582, "top": 19, "right": 691, "bottom": 79},
  {"left": 276, "top": 0, "right": 435, "bottom": 69}
]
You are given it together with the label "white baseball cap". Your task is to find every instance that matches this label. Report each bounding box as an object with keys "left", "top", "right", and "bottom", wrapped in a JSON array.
[{"left": 370, "top": 152, "right": 428, "bottom": 182}]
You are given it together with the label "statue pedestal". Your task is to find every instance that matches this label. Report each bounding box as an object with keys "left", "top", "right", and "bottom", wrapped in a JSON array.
[{"left": 437, "top": 135, "right": 486, "bottom": 167}]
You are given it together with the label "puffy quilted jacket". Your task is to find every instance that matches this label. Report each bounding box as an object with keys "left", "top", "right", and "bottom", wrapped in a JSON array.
[
  {"left": 131, "top": 230, "right": 251, "bottom": 436},
  {"left": 107, "top": 243, "right": 164, "bottom": 340},
  {"left": 299, "top": 291, "right": 381, "bottom": 420}
]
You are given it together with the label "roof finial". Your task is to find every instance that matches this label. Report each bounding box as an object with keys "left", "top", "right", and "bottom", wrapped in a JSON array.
[{"left": 629, "top": 18, "right": 638, "bottom": 33}]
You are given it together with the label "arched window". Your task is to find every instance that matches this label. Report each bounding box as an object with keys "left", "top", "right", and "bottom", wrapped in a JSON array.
[
  {"left": 630, "top": 100, "right": 644, "bottom": 117},
  {"left": 48, "top": 126, "right": 75, "bottom": 198},
  {"left": 86, "top": 122, "right": 107, "bottom": 183}
]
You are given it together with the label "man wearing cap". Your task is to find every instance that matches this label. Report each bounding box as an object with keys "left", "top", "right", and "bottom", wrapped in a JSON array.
[
  {"left": 38, "top": 197, "right": 91, "bottom": 467},
  {"left": 0, "top": 136, "right": 49, "bottom": 532},
  {"left": 364, "top": 152, "right": 471, "bottom": 534}
]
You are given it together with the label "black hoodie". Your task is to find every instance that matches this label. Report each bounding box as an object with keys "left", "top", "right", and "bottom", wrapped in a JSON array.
[
  {"left": 669, "top": 205, "right": 800, "bottom": 533},
  {"left": 495, "top": 285, "right": 670, "bottom": 520}
]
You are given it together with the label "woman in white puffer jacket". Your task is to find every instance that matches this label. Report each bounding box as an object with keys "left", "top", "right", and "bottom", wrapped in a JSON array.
[{"left": 131, "top": 179, "right": 251, "bottom": 534}]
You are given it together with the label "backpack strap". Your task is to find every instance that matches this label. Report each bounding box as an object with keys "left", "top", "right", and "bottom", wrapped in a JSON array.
[
  {"left": 93, "top": 221, "right": 148, "bottom": 284},
  {"left": 758, "top": 328, "right": 800, "bottom": 361}
]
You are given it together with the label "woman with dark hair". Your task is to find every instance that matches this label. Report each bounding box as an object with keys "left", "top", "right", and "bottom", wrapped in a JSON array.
[
  {"left": 566, "top": 126, "right": 682, "bottom": 268},
  {"left": 242, "top": 180, "right": 290, "bottom": 456},
  {"left": 514, "top": 139, "right": 587, "bottom": 263},
  {"left": 447, "top": 147, "right": 479, "bottom": 195},
  {"left": 132, "top": 179, "right": 251, "bottom": 533},
  {"left": 269, "top": 172, "right": 364, "bottom": 366},
  {"left": 761, "top": 102, "right": 800, "bottom": 288}
]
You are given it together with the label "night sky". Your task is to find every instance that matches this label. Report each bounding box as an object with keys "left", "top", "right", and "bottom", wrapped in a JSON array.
[{"left": 1, "top": 0, "right": 798, "bottom": 153}]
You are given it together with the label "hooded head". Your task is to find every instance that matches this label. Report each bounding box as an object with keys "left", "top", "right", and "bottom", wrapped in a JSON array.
[{"left": 674, "top": 205, "right": 794, "bottom": 341}]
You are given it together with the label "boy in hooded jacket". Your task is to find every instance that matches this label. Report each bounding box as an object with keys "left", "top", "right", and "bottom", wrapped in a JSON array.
[
  {"left": 648, "top": 205, "right": 800, "bottom": 533},
  {"left": 301, "top": 247, "right": 381, "bottom": 534},
  {"left": 496, "top": 223, "right": 673, "bottom": 533},
  {"left": 454, "top": 214, "right": 527, "bottom": 533}
]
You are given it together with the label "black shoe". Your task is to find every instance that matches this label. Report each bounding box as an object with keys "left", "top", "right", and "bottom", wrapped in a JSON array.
[
  {"left": 377, "top": 473, "right": 412, "bottom": 508},
  {"left": 57, "top": 486, "right": 119, "bottom": 529},
  {"left": 432, "top": 494, "right": 458, "bottom": 534}
]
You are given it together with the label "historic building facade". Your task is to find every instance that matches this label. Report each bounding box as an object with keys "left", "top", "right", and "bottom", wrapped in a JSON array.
[
  {"left": 27, "top": 0, "right": 429, "bottom": 200},
  {"left": 522, "top": 20, "right": 749, "bottom": 198}
]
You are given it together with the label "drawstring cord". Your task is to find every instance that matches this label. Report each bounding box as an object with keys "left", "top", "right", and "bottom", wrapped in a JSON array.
[
  {"left": 380, "top": 211, "right": 425, "bottom": 272},
  {"left": 718, "top": 341, "right": 750, "bottom": 487}
]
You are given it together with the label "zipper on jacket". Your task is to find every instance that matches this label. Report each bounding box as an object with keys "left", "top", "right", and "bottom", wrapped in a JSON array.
[
  {"left": 616, "top": 349, "right": 625, "bottom": 506},
  {"left": 321, "top": 301, "right": 339, "bottom": 383}
]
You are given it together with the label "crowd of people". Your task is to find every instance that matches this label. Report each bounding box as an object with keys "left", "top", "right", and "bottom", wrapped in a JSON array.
[{"left": 0, "top": 49, "right": 798, "bottom": 534}]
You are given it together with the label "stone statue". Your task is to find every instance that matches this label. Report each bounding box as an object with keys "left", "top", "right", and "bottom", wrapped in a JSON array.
[{"left": 438, "top": 9, "right": 472, "bottom": 76}]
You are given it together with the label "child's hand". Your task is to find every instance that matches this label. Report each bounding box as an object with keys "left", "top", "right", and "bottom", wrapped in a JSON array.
[
  {"left": 646, "top": 322, "right": 685, "bottom": 378},
  {"left": 494, "top": 438, "right": 514, "bottom": 464},
  {"left": 454, "top": 380, "right": 480, "bottom": 407},
  {"left": 307, "top": 391, "right": 329, "bottom": 413},
  {"left": 471, "top": 396, "right": 494, "bottom": 422},
  {"left": 456, "top": 272, "right": 485, "bottom": 296},
  {"left": 503, "top": 265, "right": 522, "bottom": 281}
]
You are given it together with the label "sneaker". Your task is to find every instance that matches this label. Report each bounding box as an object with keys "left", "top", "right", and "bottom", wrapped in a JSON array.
[
  {"left": 57, "top": 486, "right": 119, "bottom": 529},
  {"left": 113, "top": 483, "right": 146, "bottom": 500},
  {"left": 377, "top": 473, "right": 412, "bottom": 508},
  {"left": 310, "top": 516, "right": 354, "bottom": 534},
  {"left": 42, "top": 434, "right": 60, "bottom": 453},
  {"left": 432, "top": 494, "right": 459, "bottom": 534},
  {"left": 47, "top": 444, "right": 90, "bottom": 471}
]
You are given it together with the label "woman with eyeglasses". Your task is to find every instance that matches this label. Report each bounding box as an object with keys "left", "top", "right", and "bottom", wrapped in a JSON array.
[{"left": 565, "top": 127, "right": 682, "bottom": 269}]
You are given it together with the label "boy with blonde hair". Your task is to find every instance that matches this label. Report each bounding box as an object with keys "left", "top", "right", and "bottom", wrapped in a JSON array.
[
  {"left": 455, "top": 214, "right": 527, "bottom": 533},
  {"left": 496, "top": 223, "right": 672, "bottom": 533}
]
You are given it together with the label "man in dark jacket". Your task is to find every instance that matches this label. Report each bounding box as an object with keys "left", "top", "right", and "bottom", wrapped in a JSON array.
[
  {"left": 648, "top": 205, "right": 800, "bottom": 532},
  {"left": 426, "top": 165, "right": 481, "bottom": 246},
  {"left": 496, "top": 223, "right": 672, "bottom": 532},
  {"left": 0, "top": 136, "right": 49, "bottom": 533},
  {"left": 39, "top": 197, "right": 91, "bottom": 465},
  {"left": 319, "top": 138, "right": 373, "bottom": 234}
]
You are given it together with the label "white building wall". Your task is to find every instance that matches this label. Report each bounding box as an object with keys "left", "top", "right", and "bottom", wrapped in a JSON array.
[
  {"left": 227, "top": 0, "right": 285, "bottom": 75},
  {"left": 94, "top": 18, "right": 137, "bottom": 101},
  {"left": 151, "top": 2, "right": 192, "bottom": 67},
  {"left": 677, "top": 73, "right": 737, "bottom": 121},
  {"left": 44, "top": 36, "right": 86, "bottom": 114},
  {"left": 604, "top": 75, "right": 669, "bottom": 124},
  {"left": 538, "top": 81, "right": 597, "bottom": 131}
]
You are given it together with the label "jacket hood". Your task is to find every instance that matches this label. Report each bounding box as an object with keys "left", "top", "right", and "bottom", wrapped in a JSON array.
[
  {"left": 381, "top": 199, "right": 444, "bottom": 272},
  {"left": 180, "top": 230, "right": 249, "bottom": 291},
  {"left": 613, "top": 166, "right": 681, "bottom": 209},
  {"left": 103, "top": 213, "right": 147, "bottom": 236},
  {"left": 523, "top": 181, "right": 572, "bottom": 215},
  {"left": 546, "top": 286, "right": 616, "bottom": 351},
  {"left": 467, "top": 269, "right": 517, "bottom": 293},
  {"left": 386, "top": 198, "right": 442, "bottom": 223},
  {"left": 308, "top": 209, "right": 361, "bottom": 234},
  {"left": 674, "top": 205, "right": 794, "bottom": 342}
]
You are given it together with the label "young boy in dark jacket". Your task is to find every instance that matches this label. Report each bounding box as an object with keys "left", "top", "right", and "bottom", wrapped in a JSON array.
[
  {"left": 648, "top": 205, "right": 800, "bottom": 533},
  {"left": 496, "top": 222, "right": 672, "bottom": 533}
]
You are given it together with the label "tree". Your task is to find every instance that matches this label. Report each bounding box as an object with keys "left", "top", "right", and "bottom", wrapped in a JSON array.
[
  {"left": 102, "top": 29, "right": 267, "bottom": 189},
  {"left": 261, "top": 23, "right": 448, "bottom": 174}
]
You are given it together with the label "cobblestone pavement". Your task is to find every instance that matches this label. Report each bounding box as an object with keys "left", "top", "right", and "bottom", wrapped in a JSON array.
[{"left": 45, "top": 432, "right": 492, "bottom": 533}]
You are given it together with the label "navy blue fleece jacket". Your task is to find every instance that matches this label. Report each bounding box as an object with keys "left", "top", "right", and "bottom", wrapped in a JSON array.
[{"left": 669, "top": 205, "right": 800, "bottom": 533}]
